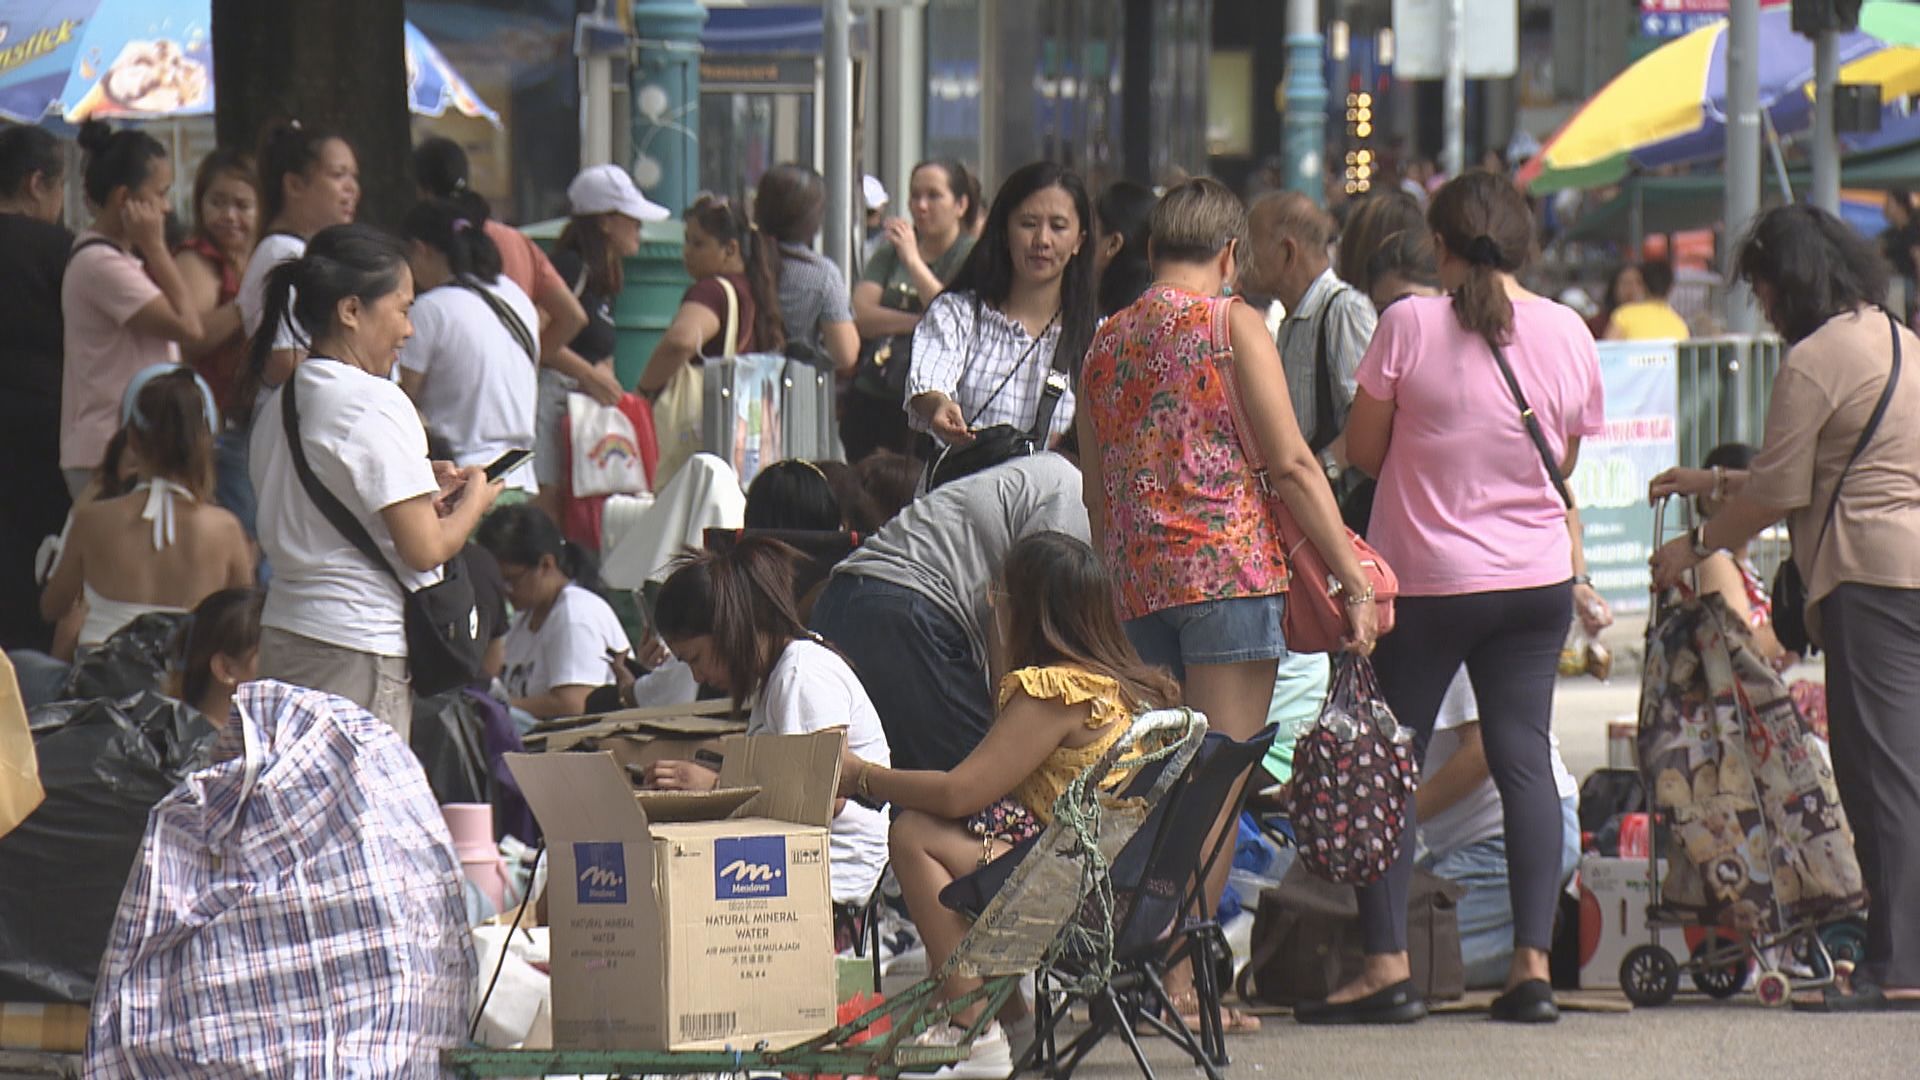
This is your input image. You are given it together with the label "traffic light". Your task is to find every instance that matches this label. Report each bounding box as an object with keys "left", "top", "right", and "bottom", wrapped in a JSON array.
[
  {"left": 1342, "top": 90, "right": 1375, "bottom": 195},
  {"left": 1792, "top": 0, "right": 1862, "bottom": 35}
]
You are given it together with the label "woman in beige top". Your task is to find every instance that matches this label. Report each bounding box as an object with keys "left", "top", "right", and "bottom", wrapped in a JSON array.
[{"left": 1650, "top": 204, "right": 1920, "bottom": 1011}]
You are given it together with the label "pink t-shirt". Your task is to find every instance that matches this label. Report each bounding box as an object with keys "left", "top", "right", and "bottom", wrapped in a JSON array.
[
  {"left": 60, "top": 232, "right": 179, "bottom": 470},
  {"left": 1355, "top": 294, "right": 1604, "bottom": 596}
]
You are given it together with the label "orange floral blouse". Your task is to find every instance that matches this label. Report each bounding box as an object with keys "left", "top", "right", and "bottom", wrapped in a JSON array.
[{"left": 1081, "top": 286, "right": 1289, "bottom": 620}]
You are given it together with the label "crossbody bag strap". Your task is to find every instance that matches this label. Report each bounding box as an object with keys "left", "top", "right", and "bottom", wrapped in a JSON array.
[
  {"left": 281, "top": 372, "right": 410, "bottom": 594},
  {"left": 1210, "top": 296, "right": 1276, "bottom": 486},
  {"left": 1026, "top": 321, "right": 1074, "bottom": 441},
  {"left": 1487, "top": 340, "right": 1575, "bottom": 509},
  {"left": 715, "top": 275, "right": 742, "bottom": 358},
  {"left": 450, "top": 277, "right": 537, "bottom": 363},
  {"left": 963, "top": 306, "right": 1056, "bottom": 429},
  {"left": 1811, "top": 311, "right": 1905, "bottom": 557}
]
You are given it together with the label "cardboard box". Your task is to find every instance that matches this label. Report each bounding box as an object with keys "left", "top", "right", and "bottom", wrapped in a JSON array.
[
  {"left": 1577, "top": 854, "right": 1689, "bottom": 990},
  {"left": 524, "top": 702, "right": 746, "bottom": 776},
  {"left": 507, "top": 732, "right": 841, "bottom": 1051}
]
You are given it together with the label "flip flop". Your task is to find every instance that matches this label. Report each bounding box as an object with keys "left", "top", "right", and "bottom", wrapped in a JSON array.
[{"left": 1166, "top": 990, "right": 1263, "bottom": 1034}]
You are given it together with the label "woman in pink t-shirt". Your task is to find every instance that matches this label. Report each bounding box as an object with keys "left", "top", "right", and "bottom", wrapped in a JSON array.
[
  {"left": 1298, "top": 172, "right": 1604, "bottom": 1027},
  {"left": 59, "top": 120, "right": 204, "bottom": 496}
]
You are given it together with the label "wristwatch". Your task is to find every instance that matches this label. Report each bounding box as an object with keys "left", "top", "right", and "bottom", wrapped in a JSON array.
[
  {"left": 1323, "top": 459, "right": 1342, "bottom": 482},
  {"left": 1572, "top": 574, "right": 1592, "bottom": 587}
]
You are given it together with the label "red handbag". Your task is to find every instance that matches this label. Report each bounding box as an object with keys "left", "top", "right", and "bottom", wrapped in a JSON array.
[{"left": 1208, "top": 298, "right": 1397, "bottom": 653}]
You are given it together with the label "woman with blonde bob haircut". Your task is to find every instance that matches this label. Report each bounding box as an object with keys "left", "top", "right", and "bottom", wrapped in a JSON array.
[{"left": 1077, "top": 176, "right": 1377, "bottom": 1035}]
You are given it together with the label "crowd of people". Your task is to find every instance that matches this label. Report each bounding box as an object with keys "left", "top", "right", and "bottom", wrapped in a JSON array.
[{"left": 4, "top": 110, "right": 1919, "bottom": 1069}]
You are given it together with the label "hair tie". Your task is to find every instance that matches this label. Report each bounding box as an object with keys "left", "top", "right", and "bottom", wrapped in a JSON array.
[
  {"left": 289, "top": 118, "right": 303, "bottom": 131},
  {"left": 120, "top": 363, "right": 221, "bottom": 437},
  {"left": 1465, "top": 234, "right": 1503, "bottom": 268},
  {"left": 452, "top": 176, "right": 469, "bottom": 194},
  {"left": 451, "top": 217, "right": 472, "bottom": 234}
]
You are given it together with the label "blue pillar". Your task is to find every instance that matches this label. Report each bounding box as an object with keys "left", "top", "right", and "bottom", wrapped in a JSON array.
[
  {"left": 1283, "top": 1, "right": 1327, "bottom": 206},
  {"left": 630, "top": 0, "right": 708, "bottom": 216}
]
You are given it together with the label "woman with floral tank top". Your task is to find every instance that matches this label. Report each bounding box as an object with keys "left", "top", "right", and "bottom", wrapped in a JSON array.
[
  {"left": 1077, "top": 178, "right": 1375, "bottom": 1035},
  {"left": 1079, "top": 178, "right": 1375, "bottom": 737}
]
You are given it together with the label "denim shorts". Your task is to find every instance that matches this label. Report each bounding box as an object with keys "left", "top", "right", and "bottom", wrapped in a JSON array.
[{"left": 1124, "top": 594, "right": 1288, "bottom": 680}]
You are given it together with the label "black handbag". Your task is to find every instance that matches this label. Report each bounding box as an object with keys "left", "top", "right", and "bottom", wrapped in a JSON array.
[
  {"left": 281, "top": 372, "right": 485, "bottom": 698},
  {"left": 851, "top": 277, "right": 925, "bottom": 403},
  {"left": 1772, "top": 311, "right": 1902, "bottom": 655},
  {"left": 925, "top": 309, "right": 1066, "bottom": 490}
]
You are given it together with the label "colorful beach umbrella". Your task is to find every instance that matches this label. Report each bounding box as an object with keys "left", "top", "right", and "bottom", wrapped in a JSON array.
[
  {"left": 1862, "top": 1, "right": 1920, "bottom": 46},
  {"left": 0, "top": 1, "right": 498, "bottom": 126},
  {"left": 1519, "top": 6, "right": 1920, "bottom": 193}
]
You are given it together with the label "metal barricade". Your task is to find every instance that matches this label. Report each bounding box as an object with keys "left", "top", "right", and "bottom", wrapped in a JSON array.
[{"left": 1674, "top": 334, "right": 1785, "bottom": 466}]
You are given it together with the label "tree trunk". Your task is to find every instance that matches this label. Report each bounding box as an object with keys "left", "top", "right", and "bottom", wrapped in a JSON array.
[{"left": 211, "top": 0, "right": 412, "bottom": 228}]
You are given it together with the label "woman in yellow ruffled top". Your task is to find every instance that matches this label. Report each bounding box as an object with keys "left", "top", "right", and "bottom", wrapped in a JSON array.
[{"left": 838, "top": 530, "right": 1179, "bottom": 1072}]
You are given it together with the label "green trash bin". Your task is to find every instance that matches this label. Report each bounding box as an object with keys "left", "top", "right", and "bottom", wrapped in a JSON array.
[{"left": 525, "top": 217, "right": 692, "bottom": 390}]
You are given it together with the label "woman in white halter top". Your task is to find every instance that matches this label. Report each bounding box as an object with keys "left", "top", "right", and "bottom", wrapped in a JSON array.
[{"left": 40, "top": 365, "right": 254, "bottom": 649}]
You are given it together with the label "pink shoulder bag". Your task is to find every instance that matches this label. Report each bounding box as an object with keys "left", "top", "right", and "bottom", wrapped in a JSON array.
[{"left": 1208, "top": 297, "right": 1397, "bottom": 653}]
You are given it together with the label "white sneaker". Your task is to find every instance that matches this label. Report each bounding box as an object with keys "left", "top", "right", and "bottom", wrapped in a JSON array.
[{"left": 901, "top": 1021, "right": 1013, "bottom": 1080}]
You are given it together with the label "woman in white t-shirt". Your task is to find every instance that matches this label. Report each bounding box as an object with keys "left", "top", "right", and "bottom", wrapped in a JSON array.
[
  {"left": 399, "top": 197, "right": 542, "bottom": 497},
  {"left": 475, "top": 504, "right": 630, "bottom": 718},
  {"left": 645, "top": 537, "right": 892, "bottom": 906},
  {"left": 237, "top": 122, "right": 360, "bottom": 390},
  {"left": 248, "top": 224, "right": 501, "bottom": 734}
]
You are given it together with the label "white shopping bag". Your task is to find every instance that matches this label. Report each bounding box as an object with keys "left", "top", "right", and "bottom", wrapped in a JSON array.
[{"left": 568, "top": 391, "right": 650, "bottom": 497}]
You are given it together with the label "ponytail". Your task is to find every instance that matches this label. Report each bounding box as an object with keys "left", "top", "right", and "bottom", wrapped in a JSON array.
[
  {"left": 402, "top": 194, "right": 502, "bottom": 283},
  {"left": 744, "top": 224, "right": 786, "bottom": 352},
  {"left": 246, "top": 223, "right": 410, "bottom": 375},
  {"left": 654, "top": 538, "right": 810, "bottom": 714},
  {"left": 688, "top": 194, "right": 786, "bottom": 352},
  {"left": 1427, "top": 170, "right": 1533, "bottom": 351}
]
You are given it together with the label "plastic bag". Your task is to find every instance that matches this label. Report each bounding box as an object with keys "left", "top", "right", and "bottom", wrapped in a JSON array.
[
  {"left": 61, "top": 612, "right": 189, "bottom": 702},
  {"left": 86, "top": 680, "right": 474, "bottom": 1077},
  {"left": 0, "top": 691, "right": 216, "bottom": 1002},
  {"left": 412, "top": 688, "right": 491, "bottom": 806},
  {"left": 1286, "top": 655, "right": 1417, "bottom": 886}
]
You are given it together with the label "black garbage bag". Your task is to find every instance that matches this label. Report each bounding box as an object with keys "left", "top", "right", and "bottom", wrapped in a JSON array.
[
  {"left": 0, "top": 690, "right": 216, "bottom": 1002},
  {"left": 61, "top": 612, "right": 190, "bottom": 701},
  {"left": 411, "top": 689, "right": 490, "bottom": 806}
]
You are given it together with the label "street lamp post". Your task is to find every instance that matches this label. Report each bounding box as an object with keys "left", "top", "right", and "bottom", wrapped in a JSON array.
[
  {"left": 1811, "top": 28, "right": 1841, "bottom": 215},
  {"left": 630, "top": 0, "right": 708, "bottom": 215},
  {"left": 1284, "top": 0, "right": 1328, "bottom": 205},
  {"left": 1725, "top": 0, "right": 1761, "bottom": 334}
]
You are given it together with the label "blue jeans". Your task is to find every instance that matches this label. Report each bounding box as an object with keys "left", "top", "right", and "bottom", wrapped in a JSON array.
[
  {"left": 1124, "top": 594, "right": 1288, "bottom": 682},
  {"left": 1423, "top": 793, "right": 1582, "bottom": 990},
  {"left": 215, "top": 426, "right": 270, "bottom": 585}
]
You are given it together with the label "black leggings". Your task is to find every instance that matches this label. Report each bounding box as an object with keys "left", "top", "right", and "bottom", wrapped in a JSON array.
[{"left": 1356, "top": 582, "right": 1572, "bottom": 956}]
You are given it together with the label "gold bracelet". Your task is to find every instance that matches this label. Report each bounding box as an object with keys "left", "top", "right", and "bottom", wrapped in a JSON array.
[
  {"left": 858, "top": 764, "right": 876, "bottom": 800},
  {"left": 1342, "top": 586, "right": 1376, "bottom": 607}
]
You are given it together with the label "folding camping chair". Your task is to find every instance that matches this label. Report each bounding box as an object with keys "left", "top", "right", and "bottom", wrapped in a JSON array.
[
  {"left": 442, "top": 708, "right": 1208, "bottom": 1079},
  {"left": 1034, "top": 727, "right": 1278, "bottom": 1080}
]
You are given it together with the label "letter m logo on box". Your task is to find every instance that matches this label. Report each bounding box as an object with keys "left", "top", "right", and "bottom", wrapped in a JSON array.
[
  {"left": 575, "top": 842, "right": 628, "bottom": 904},
  {"left": 714, "top": 835, "right": 787, "bottom": 899}
]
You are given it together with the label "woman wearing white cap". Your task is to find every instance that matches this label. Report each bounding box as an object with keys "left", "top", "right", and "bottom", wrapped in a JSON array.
[{"left": 541, "top": 165, "right": 670, "bottom": 513}]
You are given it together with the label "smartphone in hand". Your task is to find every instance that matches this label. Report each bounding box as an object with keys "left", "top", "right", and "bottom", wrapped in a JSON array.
[{"left": 484, "top": 447, "right": 534, "bottom": 482}]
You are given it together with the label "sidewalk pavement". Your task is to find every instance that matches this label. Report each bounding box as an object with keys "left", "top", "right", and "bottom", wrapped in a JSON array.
[{"left": 1062, "top": 999, "right": 1920, "bottom": 1079}]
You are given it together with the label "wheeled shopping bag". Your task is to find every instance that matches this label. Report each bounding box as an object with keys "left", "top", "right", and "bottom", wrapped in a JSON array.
[{"left": 1621, "top": 498, "right": 1866, "bottom": 1007}]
